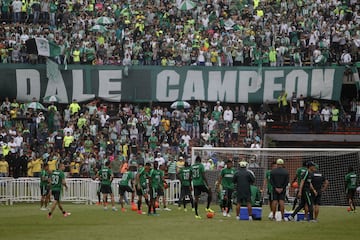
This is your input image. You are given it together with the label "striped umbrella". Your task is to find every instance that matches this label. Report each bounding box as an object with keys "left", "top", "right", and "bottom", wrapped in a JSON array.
[
  {"left": 177, "top": 0, "right": 196, "bottom": 11},
  {"left": 90, "top": 25, "right": 108, "bottom": 33},
  {"left": 43, "top": 95, "right": 61, "bottom": 103},
  {"left": 26, "top": 102, "right": 46, "bottom": 111},
  {"left": 95, "top": 16, "right": 115, "bottom": 25},
  {"left": 170, "top": 101, "right": 191, "bottom": 109}
]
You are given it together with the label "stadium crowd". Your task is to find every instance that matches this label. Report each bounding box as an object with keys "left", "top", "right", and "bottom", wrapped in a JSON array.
[{"left": 0, "top": 0, "right": 359, "bottom": 66}]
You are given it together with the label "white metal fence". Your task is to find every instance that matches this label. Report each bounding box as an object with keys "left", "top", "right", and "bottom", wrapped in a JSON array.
[{"left": 0, "top": 177, "right": 181, "bottom": 205}]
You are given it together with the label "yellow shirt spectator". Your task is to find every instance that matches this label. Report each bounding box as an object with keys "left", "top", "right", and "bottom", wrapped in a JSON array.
[
  {"left": 48, "top": 158, "right": 58, "bottom": 171},
  {"left": 63, "top": 134, "right": 74, "bottom": 148},
  {"left": 27, "top": 161, "right": 33, "bottom": 177},
  {"left": 31, "top": 158, "right": 43, "bottom": 176},
  {"left": 70, "top": 161, "right": 80, "bottom": 175},
  {"left": 69, "top": 100, "right": 81, "bottom": 115},
  {"left": 0, "top": 159, "right": 9, "bottom": 176}
]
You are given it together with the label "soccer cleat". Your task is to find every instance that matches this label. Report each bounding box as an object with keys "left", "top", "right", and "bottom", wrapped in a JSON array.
[
  {"left": 236, "top": 216, "right": 240, "bottom": 220},
  {"left": 226, "top": 214, "right": 231, "bottom": 218},
  {"left": 112, "top": 207, "right": 118, "bottom": 212},
  {"left": 40, "top": 207, "right": 48, "bottom": 211},
  {"left": 47, "top": 214, "right": 52, "bottom": 219},
  {"left": 223, "top": 211, "right": 227, "bottom": 217},
  {"left": 96, "top": 202, "right": 101, "bottom": 206},
  {"left": 63, "top": 212, "right": 71, "bottom": 217},
  {"left": 248, "top": 216, "right": 253, "bottom": 221},
  {"left": 287, "top": 215, "right": 295, "bottom": 221},
  {"left": 137, "top": 210, "right": 143, "bottom": 215},
  {"left": 104, "top": 206, "right": 108, "bottom": 211},
  {"left": 195, "top": 215, "right": 202, "bottom": 219},
  {"left": 163, "top": 207, "right": 171, "bottom": 211},
  {"left": 309, "top": 219, "right": 318, "bottom": 223},
  {"left": 121, "top": 208, "right": 126, "bottom": 212},
  {"left": 205, "top": 208, "right": 215, "bottom": 213},
  {"left": 184, "top": 208, "right": 188, "bottom": 212},
  {"left": 192, "top": 208, "right": 195, "bottom": 212},
  {"left": 178, "top": 207, "right": 182, "bottom": 211}
]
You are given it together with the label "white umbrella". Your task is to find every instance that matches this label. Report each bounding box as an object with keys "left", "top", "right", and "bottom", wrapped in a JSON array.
[
  {"left": 43, "top": 95, "right": 61, "bottom": 103},
  {"left": 177, "top": 0, "right": 196, "bottom": 11},
  {"left": 95, "top": 16, "right": 115, "bottom": 25},
  {"left": 170, "top": 101, "right": 191, "bottom": 109},
  {"left": 90, "top": 25, "right": 108, "bottom": 33},
  {"left": 26, "top": 102, "right": 46, "bottom": 111}
]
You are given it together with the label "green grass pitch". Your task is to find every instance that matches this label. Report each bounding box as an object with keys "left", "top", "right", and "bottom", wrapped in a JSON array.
[{"left": 0, "top": 203, "right": 359, "bottom": 240}]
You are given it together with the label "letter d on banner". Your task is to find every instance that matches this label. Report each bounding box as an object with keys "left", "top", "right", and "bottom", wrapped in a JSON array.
[{"left": 16, "top": 69, "right": 41, "bottom": 102}]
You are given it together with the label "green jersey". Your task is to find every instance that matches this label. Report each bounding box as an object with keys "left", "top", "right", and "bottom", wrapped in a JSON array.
[
  {"left": 119, "top": 171, "right": 134, "bottom": 187},
  {"left": 137, "top": 167, "right": 149, "bottom": 188},
  {"left": 345, "top": 172, "right": 357, "bottom": 190},
  {"left": 40, "top": 169, "right": 49, "bottom": 187},
  {"left": 296, "top": 166, "right": 307, "bottom": 184},
  {"left": 191, "top": 163, "right": 205, "bottom": 186},
  {"left": 179, "top": 167, "right": 192, "bottom": 187},
  {"left": 220, "top": 167, "right": 235, "bottom": 190},
  {"left": 99, "top": 167, "right": 113, "bottom": 186},
  {"left": 265, "top": 170, "right": 272, "bottom": 192},
  {"left": 50, "top": 169, "right": 65, "bottom": 192},
  {"left": 250, "top": 185, "right": 261, "bottom": 207},
  {"left": 149, "top": 169, "right": 164, "bottom": 189}
]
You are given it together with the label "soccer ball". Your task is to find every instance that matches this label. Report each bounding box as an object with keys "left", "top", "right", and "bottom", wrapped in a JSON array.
[
  {"left": 207, "top": 212, "right": 215, "bottom": 218},
  {"left": 291, "top": 182, "right": 299, "bottom": 188},
  {"left": 131, "top": 204, "right": 137, "bottom": 211},
  {"left": 347, "top": 207, "right": 351, "bottom": 212}
]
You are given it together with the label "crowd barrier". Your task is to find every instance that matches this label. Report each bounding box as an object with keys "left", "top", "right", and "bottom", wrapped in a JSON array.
[{"left": 0, "top": 178, "right": 181, "bottom": 205}]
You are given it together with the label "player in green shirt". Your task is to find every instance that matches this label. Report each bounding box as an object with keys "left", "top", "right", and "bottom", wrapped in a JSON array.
[
  {"left": 262, "top": 161, "right": 276, "bottom": 219},
  {"left": 345, "top": 166, "right": 357, "bottom": 212},
  {"left": 177, "top": 161, "right": 194, "bottom": 211},
  {"left": 98, "top": 161, "right": 117, "bottom": 211},
  {"left": 118, "top": 171, "right": 135, "bottom": 212},
  {"left": 216, "top": 160, "right": 235, "bottom": 217},
  {"left": 40, "top": 163, "right": 50, "bottom": 211},
  {"left": 148, "top": 161, "right": 165, "bottom": 215},
  {"left": 291, "top": 160, "right": 308, "bottom": 211},
  {"left": 48, "top": 163, "right": 71, "bottom": 218},
  {"left": 192, "top": 156, "right": 214, "bottom": 219},
  {"left": 136, "top": 163, "right": 151, "bottom": 214}
]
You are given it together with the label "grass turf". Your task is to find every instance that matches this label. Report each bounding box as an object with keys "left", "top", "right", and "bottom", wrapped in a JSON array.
[{"left": 0, "top": 203, "right": 359, "bottom": 240}]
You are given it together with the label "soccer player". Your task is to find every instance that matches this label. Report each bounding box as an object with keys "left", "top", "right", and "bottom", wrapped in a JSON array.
[
  {"left": 157, "top": 164, "right": 171, "bottom": 211},
  {"left": 291, "top": 160, "right": 308, "bottom": 211},
  {"left": 269, "top": 159, "right": 289, "bottom": 221},
  {"left": 216, "top": 160, "right": 235, "bottom": 217},
  {"left": 118, "top": 170, "right": 135, "bottom": 212},
  {"left": 312, "top": 165, "right": 329, "bottom": 220},
  {"left": 48, "top": 163, "right": 71, "bottom": 218},
  {"left": 288, "top": 161, "right": 317, "bottom": 222},
  {"left": 233, "top": 161, "right": 255, "bottom": 220},
  {"left": 262, "top": 161, "right": 276, "bottom": 219},
  {"left": 148, "top": 161, "right": 165, "bottom": 215},
  {"left": 98, "top": 161, "right": 117, "bottom": 211},
  {"left": 345, "top": 166, "right": 357, "bottom": 213},
  {"left": 192, "top": 156, "right": 214, "bottom": 219},
  {"left": 40, "top": 163, "right": 51, "bottom": 211},
  {"left": 177, "top": 161, "right": 194, "bottom": 211},
  {"left": 135, "top": 162, "right": 151, "bottom": 215}
]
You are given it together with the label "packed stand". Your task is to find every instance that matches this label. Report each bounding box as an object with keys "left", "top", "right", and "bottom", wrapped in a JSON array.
[{"left": 0, "top": 0, "right": 359, "bottom": 66}]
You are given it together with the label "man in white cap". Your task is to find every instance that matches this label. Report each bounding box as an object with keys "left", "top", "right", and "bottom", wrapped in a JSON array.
[
  {"left": 270, "top": 158, "right": 289, "bottom": 221},
  {"left": 233, "top": 160, "right": 255, "bottom": 220}
]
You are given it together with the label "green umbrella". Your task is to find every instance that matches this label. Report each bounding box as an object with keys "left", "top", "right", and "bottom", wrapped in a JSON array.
[
  {"left": 95, "top": 16, "right": 115, "bottom": 25},
  {"left": 90, "top": 25, "right": 108, "bottom": 33},
  {"left": 26, "top": 102, "right": 46, "bottom": 111},
  {"left": 171, "top": 101, "right": 191, "bottom": 109},
  {"left": 43, "top": 95, "right": 61, "bottom": 103},
  {"left": 177, "top": 0, "right": 196, "bottom": 11}
]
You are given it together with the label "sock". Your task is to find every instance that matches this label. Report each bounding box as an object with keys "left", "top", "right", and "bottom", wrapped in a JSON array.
[
  {"left": 137, "top": 200, "right": 141, "bottom": 210},
  {"left": 207, "top": 195, "right": 211, "bottom": 209},
  {"left": 195, "top": 202, "right": 198, "bottom": 215}
]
